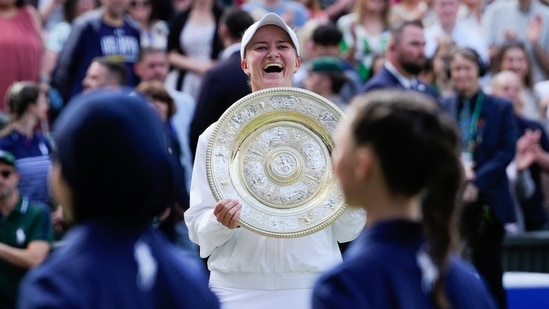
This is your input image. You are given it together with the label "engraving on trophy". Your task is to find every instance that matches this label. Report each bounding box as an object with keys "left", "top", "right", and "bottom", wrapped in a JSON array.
[
  {"left": 271, "top": 152, "right": 297, "bottom": 177},
  {"left": 301, "top": 141, "right": 324, "bottom": 170},
  {"left": 318, "top": 111, "right": 338, "bottom": 132},
  {"left": 268, "top": 95, "right": 300, "bottom": 110}
]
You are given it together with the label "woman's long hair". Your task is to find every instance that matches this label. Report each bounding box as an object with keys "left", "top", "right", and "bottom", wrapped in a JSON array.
[{"left": 348, "top": 90, "right": 464, "bottom": 308}]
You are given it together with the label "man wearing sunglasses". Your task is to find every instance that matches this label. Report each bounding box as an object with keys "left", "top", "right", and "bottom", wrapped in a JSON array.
[{"left": 0, "top": 150, "right": 54, "bottom": 309}]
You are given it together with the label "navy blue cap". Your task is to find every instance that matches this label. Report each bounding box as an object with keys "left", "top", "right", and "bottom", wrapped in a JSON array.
[{"left": 52, "top": 89, "right": 174, "bottom": 224}]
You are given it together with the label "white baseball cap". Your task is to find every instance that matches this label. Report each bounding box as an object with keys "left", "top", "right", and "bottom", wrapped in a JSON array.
[{"left": 240, "top": 12, "right": 300, "bottom": 59}]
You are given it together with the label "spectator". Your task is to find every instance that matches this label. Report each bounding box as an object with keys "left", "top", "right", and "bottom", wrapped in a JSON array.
[
  {"left": 51, "top": 0, "right": 141, "bottom": 103},
  {"left": 318, "top": 0, "right": 355, "bottom": 23},
  {"left": 172, "top": 0, "right": 192, "bottom": 14},
  {"left": 17, "top": 90, "right": 221, "bottom": 309},
  {"left": 185, "top": 12, "right": 366, "bottom": 309},
  {"left": 296, "top": 0, "right": 330, "bottom": 23},
  {"left": 424, "top": 0, "right": 489, "bottom": 63},
  {"left": 491, "top": 41, "right": 541, "bottom": 121},
  {"left": 135, "top": 80, "right": 197, "bottom": 254},
  {"left": 134, "top": 47, "right": 195, "bottom": 190},
  {"left": 389, "top": 0, "right": 429, "bottom": 25},
  {"left": 42, "top": 0, "right": 98, "bottom": 46},
  {"left": 295, "top": 23, "right": 361, "bottom": 103},
  {"left": 441, "top": 47, "right": 517, "bottom": 309},
  {"left": 419, "top": 38, "right": 456, "bottom": 98},
  {"left": 242, "top": 0, "right": 309, "bottom": 29},
  {"left": 312, "top": 90, "right": 497, "bottom": 309},
  {"left": 43, "top": 0, "right": 99, "bottom": 116},
  {"left": 303, "top": 56, "right": 349, "bottom": 110},
  {"left": 0, "top": 0, "right": 44, "bottom": 113},
  {"left": 38, "top": 0, "right": 65, "bottom": 32},
  {"left": 189, "top": 8, "right": 254, "bottom": 160},
  {"left": 166, "top": 0, "right": 223, "bottom": 100},
  {"left": 337, "top": 0, "right": 391, "bottom": 82},
  {"left": 361, "top": 20, "right": 437, "bottom": 97},
  {"left": 127, "top": 0, "right": 169, "bottom": 49},
  {"left": 134, "top": 48, "right": 197, "bottom": 254},
  {"left": 0, "top": 150, "right": 53, "bottom": 309},
  {"left": 483, "top": 0, "right": 549, "bottom": 83},
  {"left": 457, "top": 0, "right": 484, "bottom": 35},
  {"left": 82, "top": 56, "right": 129, "bottom": 93},
  {"left": 156, "top": 0, "right": 179, "bottom": 21},
  {"left": 492, "top": 70, "right": 549, "bottom": 232},
  {"left": 0, "top": 82, "right": 53, "bottom": 211}
]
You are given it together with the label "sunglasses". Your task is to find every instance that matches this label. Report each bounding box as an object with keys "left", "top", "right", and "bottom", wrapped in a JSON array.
[
  {"left": 0, "top": 170, "right": 13, "bottom": 179},
  {"left": 130, "top": 0, "right": 151, "bottom": 7}
]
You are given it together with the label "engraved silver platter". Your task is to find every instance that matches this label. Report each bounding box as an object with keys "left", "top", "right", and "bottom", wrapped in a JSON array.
[{"left": 206, "top": 87, "right": 347, "bottom": 238}]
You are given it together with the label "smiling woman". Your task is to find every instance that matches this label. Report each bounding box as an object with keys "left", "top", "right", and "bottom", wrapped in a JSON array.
[
  {"left": 185, "top": 12, "right": 366, "bottom": 309},
  {"left": 241, "top": 25, "right": 300, "bottom": 91},
  {"left": 239, "top": 13, "right": 301, "bottom": 92}
]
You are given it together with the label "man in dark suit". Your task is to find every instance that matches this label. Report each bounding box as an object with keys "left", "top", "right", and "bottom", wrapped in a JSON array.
[
  {"left": 189, "top": 9, "right": 254, "bottom": 161},
  {"left": 361, "top": 20, "right": 437, "bottom": 98}
]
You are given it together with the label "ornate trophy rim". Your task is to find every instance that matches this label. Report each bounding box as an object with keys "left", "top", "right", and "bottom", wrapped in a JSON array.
[{"left": 206, "top": 87, "right": 347, "bottom": 238}]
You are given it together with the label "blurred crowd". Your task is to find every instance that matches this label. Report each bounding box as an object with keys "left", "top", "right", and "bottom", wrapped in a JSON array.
[{"left": 2, "top": 0, "right": 549, "bottom": 308}]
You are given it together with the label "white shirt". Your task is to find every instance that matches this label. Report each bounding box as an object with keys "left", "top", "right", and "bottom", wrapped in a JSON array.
[{"left": 185, "top": 123, "right": 366, "bottom": 293}]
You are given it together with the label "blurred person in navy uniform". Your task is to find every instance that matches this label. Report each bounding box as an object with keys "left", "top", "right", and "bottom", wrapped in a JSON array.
[
  {"left": 441, "top": 47, "right": 517, "bottom": 309},
  {"left": 17, "top": 90, "right": 220, "bottom": 309},
  {"left": 313, "top": 90, "right": 497, "bottom": 309}
]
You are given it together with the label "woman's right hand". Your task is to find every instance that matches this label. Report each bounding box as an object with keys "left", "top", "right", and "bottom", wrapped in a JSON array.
[{"left": 213, "top": 198, "right": 242, "bottom": 229}]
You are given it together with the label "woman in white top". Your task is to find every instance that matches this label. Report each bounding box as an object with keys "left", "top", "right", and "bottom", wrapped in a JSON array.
[
  {"left": 185, "top": 12, "right": 366, "bottom": 309},
  {"left": 166, "top": 0, "right": 223, "bottom": 100},
  {"left": 337, "top": 0, "right": 391, "bottom": 82}
]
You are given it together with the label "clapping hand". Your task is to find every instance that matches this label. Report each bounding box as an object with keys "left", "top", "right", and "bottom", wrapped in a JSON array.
[
  {"left": 516, "top": 129, "right": 541, "bottom": 171},
  {"left": 527, "top": 14, "right": 543, "bottom": 45}
]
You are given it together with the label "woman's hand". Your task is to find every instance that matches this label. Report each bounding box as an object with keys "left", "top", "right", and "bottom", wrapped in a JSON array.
[{"left": 213, "top": 198, "right": 242, "bottom": 229}]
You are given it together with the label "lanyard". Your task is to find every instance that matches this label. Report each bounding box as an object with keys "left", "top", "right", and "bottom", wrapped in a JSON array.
[
  {"left": 463, "top": 91, "right": 484, "bottom": 153},
  {"left": 468, "top": 91, "right": 484, "bottom": 143}
]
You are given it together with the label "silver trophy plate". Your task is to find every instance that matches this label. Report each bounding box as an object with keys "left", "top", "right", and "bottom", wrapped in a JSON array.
[{"left": 206, "top": 87, "right": 347, "bottom": 238}]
